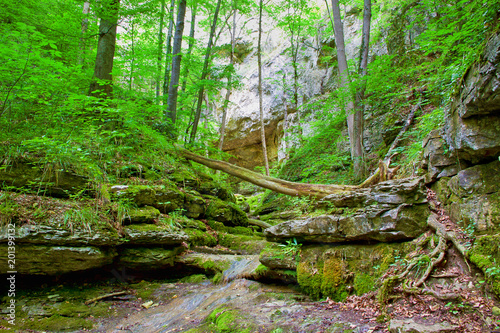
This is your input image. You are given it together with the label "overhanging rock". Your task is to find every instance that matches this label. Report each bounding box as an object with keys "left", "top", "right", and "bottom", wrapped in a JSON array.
[{"left": 264, "top": 177, "right": 429, "bottom": 243}]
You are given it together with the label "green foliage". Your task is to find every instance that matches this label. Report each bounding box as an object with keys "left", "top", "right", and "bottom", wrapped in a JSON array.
[
  {"left": 277, "top": 237, "right": 302, "bottom": 255},
  {"left": 279, "top": 99, "right": 353, "bottom": 184},
  {"left": 395, "top": 107, "right": 445, "bottom": 175},
  {"left": 62, "top": 206, "right": 107, "bottom": 233}
]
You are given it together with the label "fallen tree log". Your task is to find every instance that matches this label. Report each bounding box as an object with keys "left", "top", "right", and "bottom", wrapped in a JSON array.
[
  {"left": 175, "top": 102, "right": 420, "bottom": 198},
  {"left": 177, "top": 146, "right": 358, "bottom": 198}
]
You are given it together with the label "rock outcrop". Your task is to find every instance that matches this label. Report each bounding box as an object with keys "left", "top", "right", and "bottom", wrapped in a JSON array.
[
  {"left": 443, "top": 33, "right": 500, "bottom": 164},
  {"left": 264, "top": 177, "right": 429, "bottom": 243}
]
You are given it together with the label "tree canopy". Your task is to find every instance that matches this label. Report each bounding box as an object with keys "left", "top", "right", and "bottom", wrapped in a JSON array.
[{"left": 0, "top": 0, "right": 498, "bottom": 188}]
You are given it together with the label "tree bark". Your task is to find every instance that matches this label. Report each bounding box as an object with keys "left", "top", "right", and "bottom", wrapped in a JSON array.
[
  {"left": 352, "top": 0, "right": 371, "bottom": 178},
  {"left": 258, "top": 0, "right": 270, "bottom": 176},
  {"left": 165, "top": 0, "right": 187, "bottom": 128},
  {"left": 78, "top": 0, "right": 91, "bottom": 67},
  {"left": 189, "top": 0, "right": 222, "bottom": 143},
  {"left": 181, "top": 3, "right": 197, "bottom": 95},
  {"left": 128, "top": 19, "right": 135, "bottom": 91},
  {"left": 156, "top": 0, "right": 166, "bottom": 103},
  {"left": 330, "top": 0, "right": 363, "bottom": 179},
  {"left": 218, "top": 5, "right": 237, "bottom": 152},
  {"left": 176, "top": 146, "right": 357, "bottom": 198},
  {"left": 163, "top": 0, "right": 175, "bottom": 98},
  {"left": 89, "top": 0, "right": 120, "bottom": 99}
]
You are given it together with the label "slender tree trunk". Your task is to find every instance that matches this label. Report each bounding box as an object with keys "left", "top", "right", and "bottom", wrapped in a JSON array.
[
  {"left": 189, "top": 0, "right": 222, "bottom": 143},
  {"left": 353, "top": 0, "right": 372, "bottom": 178},
  {"left": 282, "top": 73, "right": 290, "bottom": 160},
  {"left": 258, "top": 0, "right": 270, "bottom": 176},
  {"left": 331, "top": 0, "right": 363, "bottom": 178},
  {"left": 181, "top": 3, "right": 197, "bottom": 94},
  {"left": 129, "top": 20, "right": 135, "bottom": 91},
  {"left": 156, "top": 0, "right": 166, "bottom": 103},
  {"left": 78, "top": 0, "right": 91, "bottom": 67},
  {"left": 89, "top": 0, "right": 120, "bottom": 99},
  {"left": 163, "top": 0, "right": 175, "bottom": 98},
  {"left": 288, "top": 3, "right": 302, "bottom": 110},
  {"left": 218, "top": 5, "right": 237, "bottom": 152},
  {"left": 166, "top": 0, "right": 187, "bottom": 130}
]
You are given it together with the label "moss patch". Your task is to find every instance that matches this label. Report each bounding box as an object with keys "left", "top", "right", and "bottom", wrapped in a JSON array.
[
  {"left": 205, "top": 197, "right": 248, "bottom": 227},
  {"left": 204, "top": 306, "right": 255, "bottom": 332},
  {"left": 297, "top": 243, "right": 411, "bottom": 301},
  {"left": 469, "top": 234, "right": 500, "bottom": 296},
  {"left": 297, "top": 260, "right": 323, "bottom": 300},
  {"left": 218, "top": 233, "right": 267, "bottom": 254},
  {"left": 21, "top": 315, "right": 94, "bottom": 331},
  {"left": 321, "top": 257, "right": 348, "bottom": 301},
  {"left": 185, "top": 228, "right": 218, "bottom": 247},
  {"left": 179, "top": 274, "right": 209, "bottom": 283},
  {"left": 130, "top": 280, "right": 162, "bottom": 300}
]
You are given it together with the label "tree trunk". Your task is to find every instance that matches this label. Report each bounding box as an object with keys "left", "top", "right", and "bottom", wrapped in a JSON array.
[
  {"left": 282, "top": 73, "right": 290, "bottom": 160},
  {"left": 78, "top": 0, "right": 91, "bottom": 67},
  {"left": 128, "top": 20, "right": 135, "bottom": 91},
  {"left": 156, "top": 0, "right": 166, "bottom": 103},
  {"left": 258, "top": 0, "right": 270, "bottom": 176},
  {"left": 352, "top": 0, "right": 371, "bottom": 179},
  {"left": 176, "top": 146, "right": 399, "bottom": 198},
  {"left": 330, "top": 0, "right": 364, "bottom": 179},
  {"left": 218, "top": 5, "right": 237, "bottom": 152},
  {"left": 89, "top": 0, "right": 120, "bottom": 99},
  {"left": 165, "top": 0, "right": 187, "bottom": 128},
  {"left": 180, "top": 3, "right": 197, "bottom": 95},
  {"left": 163, "top": 0, "right": 175, "bottom": 98},
  {"left": 189, "top": 0, "right": 222, "bottom": 143},
  {"left": 177, "top": 146, "right": 357, "bottom": 198}
]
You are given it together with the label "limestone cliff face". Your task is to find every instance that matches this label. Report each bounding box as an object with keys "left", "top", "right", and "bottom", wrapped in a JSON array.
[{"left": 218, "top": 4, "right": 375, "bottom": 169}]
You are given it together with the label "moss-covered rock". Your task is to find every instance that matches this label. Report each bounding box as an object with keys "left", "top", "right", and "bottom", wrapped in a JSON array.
[
  {"left": 253, "top": 263, "right": 298, "bottom": 284},
  {"left": 179, "top": 274, "right": 209, "bottom": 283},
  {"left": 122, "top": 224, "right": 188, "bottom": 245},
  {"left": 184, "top": 228, "right": 218, "bottom": 247},
  {"left": 297, "top": 243, "right": 411, "bottom": 301},
  {"left": 469, "top": 234, "right": 500, "bottom": 296},
  {"left": 118, "top": 246, "right": 184, "bottom": 270},
  {"left": 218, "top": 233, "right": 268, "bottom": 255},
  {"left": 235, "top": 194, "right": 250, "bottom": 213},
  {"left": 20, "top": 315, "right": 94, "bottom": 332},
  {"left": 0, "top": 223, "right": 121, "bottom": 247},
  {"left": 0, "top": 161, "right": 91, "bottom": 198},
  {"left": 176, "top": 252, "right": 232, "bottom": 276},
  {"left": 197, "top": 182, "right": 236, "bottom": 203},
  {"left": 184, "top": 192, "right": 206, "bottom": 218},
  {"left": 109, "top": 184, "right": 185, "bottom": 213},
  {"left": 205, "top": 197, "right": 248, "bottom": 227},
  {"left": 432, "top": 161, "right": 500, "bottom": 234},
  {"left": 0, "top": 244, "right": 116, "bottom": 275},
  {"left": 259, "top": 242, "right": 298, "bottom": 271},
  {"left": 178, "top": 218, "right": 207, "bottom": 231},
  {"left": 122, "top": 206, "right": 160, "bottom": 224},
  {"left": 204, "top": 306, "right": 256, "bottom": 332}
]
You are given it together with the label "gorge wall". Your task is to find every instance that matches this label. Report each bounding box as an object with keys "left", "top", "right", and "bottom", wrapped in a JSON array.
[{"left": 217, "top": 2, "right": 384, "bottom": 169}]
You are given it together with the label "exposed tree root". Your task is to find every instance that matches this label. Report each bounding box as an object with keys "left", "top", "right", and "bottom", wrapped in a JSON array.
[{"left": 377, "top": 188, "right": 475, "bottom": 316}]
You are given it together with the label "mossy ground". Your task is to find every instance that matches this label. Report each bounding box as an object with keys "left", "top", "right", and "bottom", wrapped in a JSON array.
[{"left": 0, "top": 280, "right": 119, "bottom": 331}]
